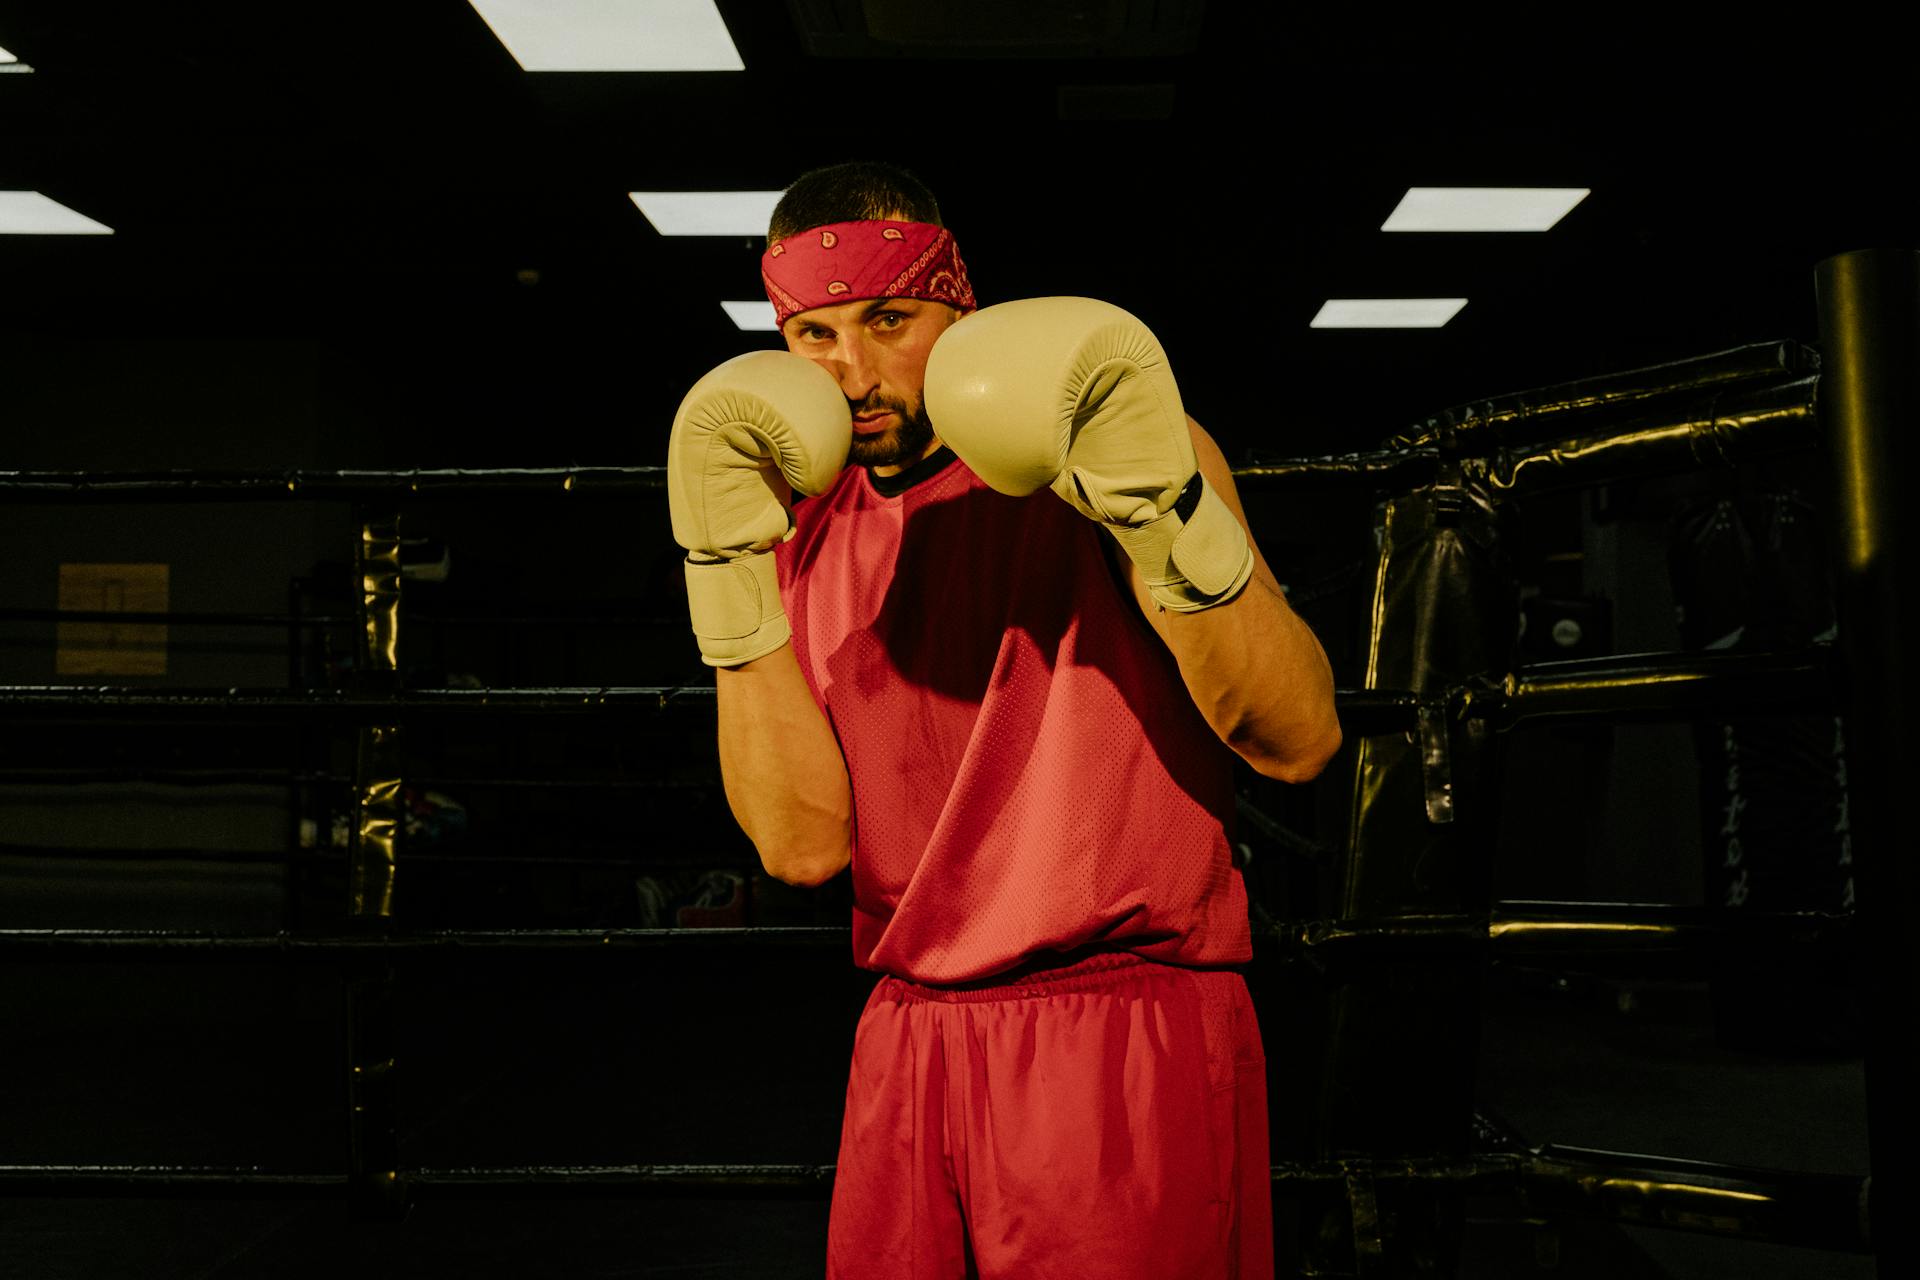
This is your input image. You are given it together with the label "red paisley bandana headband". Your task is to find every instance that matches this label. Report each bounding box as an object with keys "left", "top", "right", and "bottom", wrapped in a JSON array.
[{"left": 761, "top": 220, "right": 976, "bottom": 329}]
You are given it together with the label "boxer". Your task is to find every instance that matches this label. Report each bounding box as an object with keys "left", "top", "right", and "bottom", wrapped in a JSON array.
[{"left": 667, "top": 161, "right": 1341, "bottom": 1279}]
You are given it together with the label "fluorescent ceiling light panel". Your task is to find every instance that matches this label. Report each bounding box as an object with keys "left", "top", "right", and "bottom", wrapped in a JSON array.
[
  {"left": 722, "top": 300, "right": 778, "bottom": 332},
  {"left": 1310, "top": 299, "right": 1466, "bottom": 329},
  {"left": 469, "top": 0, "right": 742, "bottom": 71},
  {"left": 1382, "top": 187, "right": 1589, "bottom": 232},
  {"left": 0, "top": 191, "right": 114, "bottom": 235},
  {"left": 629, "top": 190, "right": 781, "bottom": 236},
  {"left": 0, "top": 44, "right": 16, "bottom": 61}
]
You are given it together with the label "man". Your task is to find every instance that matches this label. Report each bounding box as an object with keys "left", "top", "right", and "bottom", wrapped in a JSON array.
[{"left": 667, "top": 162, "right": 1341, "bottom": 1279}]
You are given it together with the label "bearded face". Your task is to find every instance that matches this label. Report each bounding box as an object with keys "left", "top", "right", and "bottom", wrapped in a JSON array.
[{"left": 846, "top": 391, "right": 937, "bottom": 469}]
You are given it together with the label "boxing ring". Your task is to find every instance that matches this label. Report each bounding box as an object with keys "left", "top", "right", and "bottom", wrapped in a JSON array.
[{"left": 0, "top": 248, "right": 1910, "bottom": 1276}]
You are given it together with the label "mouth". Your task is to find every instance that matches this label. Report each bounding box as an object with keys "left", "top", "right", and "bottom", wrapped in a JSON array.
[{"left": 851, "top": 411, "right": 896, "bottom": 436}]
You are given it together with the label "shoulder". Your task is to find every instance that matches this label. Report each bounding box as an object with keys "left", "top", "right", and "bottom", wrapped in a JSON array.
[
  {"left": 795, "top": 463, "right": 867, "bottom": 522},
  {"left": 779, "top": 465, "right": 867, "bottom": 579}
]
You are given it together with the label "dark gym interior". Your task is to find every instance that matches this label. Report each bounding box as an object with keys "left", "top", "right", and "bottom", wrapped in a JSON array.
[{"left": 1, "top": 6, "right": 1911, "bottom": 1277}]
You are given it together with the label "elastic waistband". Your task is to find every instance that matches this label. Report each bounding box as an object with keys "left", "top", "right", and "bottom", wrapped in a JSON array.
[{"left": 881, "top": 950, "right": 1191, "bottom": 1004}]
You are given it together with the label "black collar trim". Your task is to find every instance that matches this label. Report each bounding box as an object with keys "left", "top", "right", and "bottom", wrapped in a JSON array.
[{"left": 867, "top": 446, "right": 958, "bottom": 498}]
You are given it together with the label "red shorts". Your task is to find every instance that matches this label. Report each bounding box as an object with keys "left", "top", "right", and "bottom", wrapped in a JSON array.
[{"left": 826, "top": 952, "right": 1273, "bottom": 1279}]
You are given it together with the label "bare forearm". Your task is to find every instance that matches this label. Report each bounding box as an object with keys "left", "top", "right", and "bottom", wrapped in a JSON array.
[
  {"left": 1120, "top": 417, "right": 1343, "bottom": 782},
  {"left": 1156, "top": 572, "right": 1342, "bottom": 782},
  {"left": 715, "top": 644, "right": 852, "bottom": 885}
]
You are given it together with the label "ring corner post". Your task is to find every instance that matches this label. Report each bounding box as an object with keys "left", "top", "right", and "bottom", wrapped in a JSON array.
[{"left": 1814, "top": 246, "right": 1920, "bottom": 1278}]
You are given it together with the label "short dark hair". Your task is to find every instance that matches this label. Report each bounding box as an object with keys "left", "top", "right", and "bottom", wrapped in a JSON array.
[{"left": 767, "top": 161, "right": 943, "bottom": 243}]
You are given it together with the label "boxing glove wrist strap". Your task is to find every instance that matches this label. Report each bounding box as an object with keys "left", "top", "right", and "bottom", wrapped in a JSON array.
[
  {"left": 683, "top": 551, "right": 790, "bottom": 667},
  {"left": 1105, "top": 473, "right": 1255, "bottom": 613}
]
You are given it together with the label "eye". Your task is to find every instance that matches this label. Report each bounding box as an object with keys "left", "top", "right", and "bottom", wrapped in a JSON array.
[{"left": 873, "top": 312, "right": 906, "bottom": 330}]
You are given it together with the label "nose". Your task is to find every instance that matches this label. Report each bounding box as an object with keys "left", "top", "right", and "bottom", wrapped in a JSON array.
[{"left": 826, "top": 333, "right": 879, "bottom": 404}]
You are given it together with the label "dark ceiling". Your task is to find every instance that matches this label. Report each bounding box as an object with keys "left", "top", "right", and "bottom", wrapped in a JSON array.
[{"left": 0, "top": 4, "right": 1911, "bottom": 466}]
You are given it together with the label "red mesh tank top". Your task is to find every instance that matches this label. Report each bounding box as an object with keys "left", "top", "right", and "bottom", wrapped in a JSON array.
[{"left": 775, "top": 450, "right": 1251, "bottom": 984}]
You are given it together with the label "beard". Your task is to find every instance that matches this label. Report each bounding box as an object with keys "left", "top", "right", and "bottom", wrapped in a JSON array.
[{"left": 847, "top": 393, "right": 938, "bottom": 469}]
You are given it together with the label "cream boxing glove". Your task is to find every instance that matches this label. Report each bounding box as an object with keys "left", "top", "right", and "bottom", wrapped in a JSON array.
[
  {"left": 667, "top": 351, "right": 851, "bottom": 665},
  {"left": 923, "top": 296, "right": 1254, "bottom": 611}
]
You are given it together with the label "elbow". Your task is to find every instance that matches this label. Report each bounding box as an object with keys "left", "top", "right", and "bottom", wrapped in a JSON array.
[
  {"left": 1242, "top": 716, "right": 1343, "bottom": 785},
  {"left": 759, "top": 842, "right": 851, "bottom": 888},
  {"left": 741, "top": 800, "right": 851, "bottom": 887}
]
